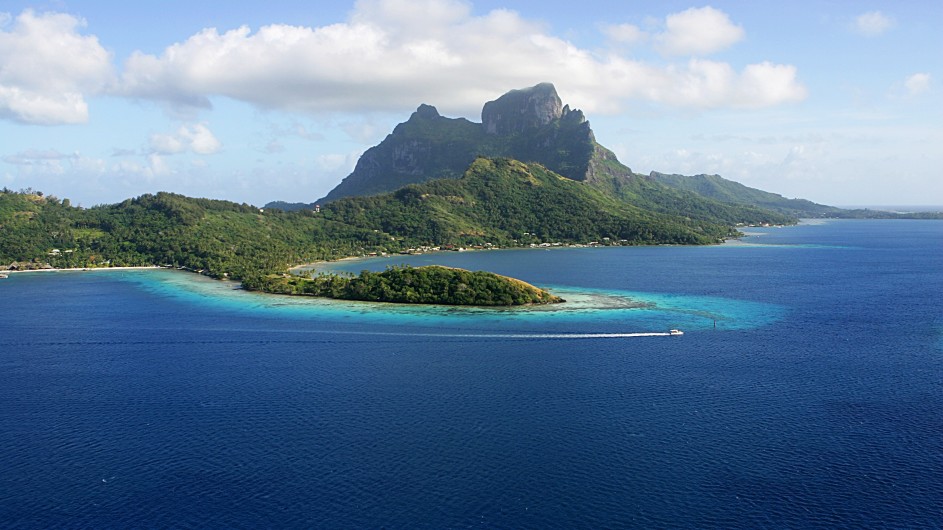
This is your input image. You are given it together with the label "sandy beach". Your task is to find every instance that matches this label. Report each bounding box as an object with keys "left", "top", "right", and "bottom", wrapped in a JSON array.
[
  {"left": 289, "top": 255, "right": 381, "bottom": 275},
  {"left": 4, "top": 265, "right": 164, "bottom": 275}
]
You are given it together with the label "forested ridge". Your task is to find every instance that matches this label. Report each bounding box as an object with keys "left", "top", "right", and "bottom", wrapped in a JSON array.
[
  {"left": 0, "top": 189, "right": 389, "bottom": 278},
  {"left": 1, "top": 156, "right": 790, "bottom": 304},
  {"left": 320, "top": 157, "right": 746, "bottom": 247},
  {"left": 647, "top": 171, "right": 943, "bottom": 219}
]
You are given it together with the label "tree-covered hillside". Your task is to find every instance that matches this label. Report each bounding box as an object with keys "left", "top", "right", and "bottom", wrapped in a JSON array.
[
  {"left": 1, "top": 157, "right": 799, "bottom": 290},
  {"left": 0, "top": 190, "right": 390, "bottom": 278},
  {"left": 649, "top": 171, "right": 845, "bottom": 217},
  {"left": 295, "top": 83, "right": 796, "bottom": 229},
  {"left": 586, "top": 146, "right": 796, "bottom": 226},
  {"left": 321, "top": 157, "right": 739, "bottom": 247},
  {"left": 244, "top": 265, "right": 563, "bottom": 306},
  {"left": 648, "top": 172, "right": 943, "bottom": 219}
]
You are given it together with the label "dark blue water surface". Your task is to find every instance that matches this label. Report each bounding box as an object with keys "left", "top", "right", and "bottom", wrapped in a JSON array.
[{"left": 1, "top": 220, "right": 941, "bottom": 528}]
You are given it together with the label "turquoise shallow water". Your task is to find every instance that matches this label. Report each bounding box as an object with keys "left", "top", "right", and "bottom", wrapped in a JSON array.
[
  {"left": 1, "top": 219, "right": 941, "bottom": 528},
  {"left": 117, "top": 268, "right": 784, "bottom": 331}
]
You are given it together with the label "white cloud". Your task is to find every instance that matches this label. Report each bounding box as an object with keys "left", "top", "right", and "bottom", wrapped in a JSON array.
[
  {"left": 2, "top": 148, "right": 109, "bottom": 178},
  {"left": 147, "top": 154, "right": 171, "bottom": 176},
  {"left": 654, "top": 7, "right": 744, "bottom": 56},
  {"left": 853, "top": 11, "right": 895, "bottom": 37},
  {"left": 116, "top": 0, "right": 802, "bottom": 116},
  {"left": 736, "top": 62, "right": 808, "bottom": 108},
  {"left": 585, "top": 58, "right": 806, "bottom": 110},
  {"left": 148, "top": 132, "right": 185, "bottom": 155},
  {"left": 73, "top": 156, "right": 107, "bottom": 174},
  {"left": 603, "top": 23, "right": 647, "bottom": 45},
  {"left": 316, "top": 152, "right": 361, "bottom": 173},
  {"left": 149, "top": 123, "right": 221, "bottom": 155},
  {"left": 351, "top": 0, "right": 471, "bottom": 36},
  {"left": 0, "top": 10, "right": 113, "bottom": 124},
  {"left": 904, "top": 73, "right": 931, "bottom": 96},
  {"left": 113, "top": 154, "right": 172, "bottom": 180},
  {"left": 3, "top": 148, "right": 77, "bottom": 166},
  {"left": 185, "top": 124, "right": 222, "bottom": 154}
]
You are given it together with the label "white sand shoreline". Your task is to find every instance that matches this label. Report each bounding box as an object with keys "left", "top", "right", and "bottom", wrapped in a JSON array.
[
  {"left": 4, "top": 265, "right": 164, "bottom": 275},
  {"left": 288, "top": 247, "right": 512, "bottom": 275},
  {"left": 289, "top": 255, "right": 373, "bottom": 275},
  {"left": 5, "top": 235, "right": 757, "bottom": 280}
]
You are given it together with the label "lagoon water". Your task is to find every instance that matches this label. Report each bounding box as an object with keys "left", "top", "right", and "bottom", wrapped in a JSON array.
[{"left": 1, "top": 220, "right": 941, "bottom": 527}]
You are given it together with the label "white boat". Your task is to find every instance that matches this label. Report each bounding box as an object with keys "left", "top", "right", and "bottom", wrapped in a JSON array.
[{"left": 669, "top": 329, "right": 684, "bottom": 336}]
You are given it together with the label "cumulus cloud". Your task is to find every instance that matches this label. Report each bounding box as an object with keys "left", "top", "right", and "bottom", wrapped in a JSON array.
[
  {"left": 113, "top": 154, "right": 172, "bottom": 180},
  {"left": 316, "top": 152, "right": 361, "bottom": 173},
  {"left": 581, "top": 58, "right": 806, "bottom": 110},
  {"left": 654, "top": 6, "right": 744, "bottom": 56},
  {"left": 115, "top": 0, "right": 802, "bottom": 116},
  {"left": 149, "top": 123, "right": 221, "bottom": 155},
  {"left": 853, "top": 11, "right": 895, "bottom": 37},
  {"left": 111, "top": 148, "right": 139, "bottom": 157},
  {"left": 0, "top": 10, "right": 113, "bottom": 124},
  {"left": 602, "top": 23, "right": 647, "bottom": 45},
  {"left": 2, "top": 148, "right": 78, "bottom": 166},
  {"left": 904, "top": 73, "right": 931, "bottom": 96},
  {"left": 1, "top": 148, "right": 109, "bottom": 178}
]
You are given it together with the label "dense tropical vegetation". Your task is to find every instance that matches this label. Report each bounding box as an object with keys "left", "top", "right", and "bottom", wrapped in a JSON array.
[
  {"left": 0, "top": 156, "right": 806, "bottom": 306},
  {"left": 648, "top": 172, "right": 943, "bottom": 219},
  {"left": 320, "top": 157, "right": 745, "bottom": 248},
  {"left": 3, "top": 157, "right": 766, "bottom": 286},
  {"left": 243, "top": 265, "right": 563, "bottom": 306},
  {"left": 0, "top": 188, "right": 388, "bottom": 278}
]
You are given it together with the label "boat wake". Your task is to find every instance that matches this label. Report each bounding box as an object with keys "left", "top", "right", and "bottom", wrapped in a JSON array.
[
  {"left": 407, "top": 331, "right": 683, "bottom": 340},
  {"left": 0, "top": 330, "right": 684, "bottom": 348}
]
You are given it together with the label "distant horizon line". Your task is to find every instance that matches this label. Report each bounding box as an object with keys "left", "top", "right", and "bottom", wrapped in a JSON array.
[
  {"left": 836, "top": 205, "right": 943, "bottom": 213},
  {"left": 4, "top": 186, "right": 941, "bottom": 213}
]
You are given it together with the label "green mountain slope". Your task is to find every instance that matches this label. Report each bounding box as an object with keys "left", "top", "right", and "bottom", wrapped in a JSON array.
[
  {"left": 257, "top": 83, "right": 938, "bottom": 226},
  {"left": 648, "top": 171, "right": 943, "bottom": 219},
  {"left": 315, "top": 84, "right": 598, "bottom": 204},
  {"left": 3, "top": 156, "right": 752, "bottom": 281},
  {"left": 0, "top": 191, "right": 390, "bottom": 278},
  {"left": 279, "top": 83, "right": 793, "bottom": 229},
  {"left": 321, "top": 157, "right": 737, "bottom": 246},
  {"left": 2, "top": 158, "right": 740, "bottom": 284},
  {"left": 648, "top": 171, "right": 844, "bottom": 217},
  {"left": 317, "top": 104, "right": 495, "bottom": 203},
  {"left": 586, "top": 146, "right": 795, "bottom": 226}
]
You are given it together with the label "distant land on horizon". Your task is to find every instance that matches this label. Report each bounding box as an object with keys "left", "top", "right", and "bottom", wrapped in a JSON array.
[{"left": 835, "top": 204, "right": 943, "bottom": 213}]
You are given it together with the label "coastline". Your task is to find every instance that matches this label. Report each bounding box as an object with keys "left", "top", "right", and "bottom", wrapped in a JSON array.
[
  {"left": 289, "top": 255, "right": 373, "bottom": 275},
  {"left": 289, "top": 236, "right": 748, "bottom": 278},
  {"left": 0, "top": 246, "right": 779, "bottom": 321},
  {"left": 5, "top": 265, "right": 165, "bottom": 275},
  {"left": 4, "top": 233, "right": 769, "bottom": 281}
]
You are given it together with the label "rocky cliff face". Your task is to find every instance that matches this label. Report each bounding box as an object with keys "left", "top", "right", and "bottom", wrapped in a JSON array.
[
  {"left": 315, "top": 83, "right": 615, "bottom": 203},
  {"left": 317, "top": 104, "right": 488, "bottom": 203},
  {"left": 481, "top": 82, "right": 563, "bottom": 135}
]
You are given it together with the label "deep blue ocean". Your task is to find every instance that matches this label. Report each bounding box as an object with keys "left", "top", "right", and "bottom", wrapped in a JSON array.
[{"left": 1, "top": 220, "right": 941, "bottom": 528}]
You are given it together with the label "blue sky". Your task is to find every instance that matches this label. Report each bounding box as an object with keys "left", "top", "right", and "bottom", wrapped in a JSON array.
[{"left": 1, "top": 1, "right": 939, "bottom": 207}]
